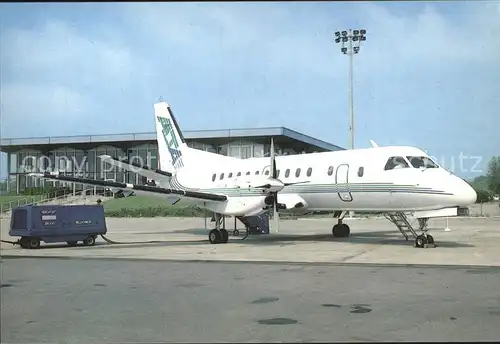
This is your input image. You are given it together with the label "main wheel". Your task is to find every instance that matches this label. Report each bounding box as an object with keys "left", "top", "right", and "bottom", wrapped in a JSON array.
[
  {"left": 332, "top": 223, "right": 350, "bottom": 237},
  {"left": 233, "top": 229, "right": 240, "bottom": 237},
  {"left": 220, "top": 229, "right": 229, "bottom": 243},
  {"left": 28, "top": 237, "right": 40, "bottom": 249},
  {"left": 426, "top": 234, "right": 434, "bottom": 245},
  {"left": 341, "top": 224, "right": 350, "bottom": 237},
  {"left": 83, "top": 236, "right": 96, "bottom": 246},
  {"left": 332, "top": 224, "right": 339, "bottom": 236},
  {"left": 415, "top": 235, "right": 428, "bottom": 248},
  {"left": 209, "top": 229, "right": 222, "bottom": 244}
]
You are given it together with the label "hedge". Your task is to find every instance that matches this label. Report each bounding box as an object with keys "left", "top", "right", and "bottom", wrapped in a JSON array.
[
  {"left": 21, "top": 186, "right": 73, "bottom": 197},
  {"left": 103, "top": 207, "right": 338, "bottom": 218},
  {"left": 105, "top": 206, "right": 206, "bottom": 218}
]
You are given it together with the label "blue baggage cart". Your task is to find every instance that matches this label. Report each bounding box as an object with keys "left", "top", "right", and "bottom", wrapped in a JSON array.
[{"left": 8, "top": 204, "right": 107, "bottom": 249}]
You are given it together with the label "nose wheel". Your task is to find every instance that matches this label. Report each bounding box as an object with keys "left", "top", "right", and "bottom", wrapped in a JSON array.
[{"left": 415, "top": 234, "right": 434, "bottom": 248}]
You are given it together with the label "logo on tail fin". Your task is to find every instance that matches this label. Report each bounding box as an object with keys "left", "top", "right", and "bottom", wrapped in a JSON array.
[{"left": 157, "top": 116, "right": 184, "bottom": 169}]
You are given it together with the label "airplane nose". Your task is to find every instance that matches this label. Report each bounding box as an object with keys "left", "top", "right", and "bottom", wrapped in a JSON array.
[{"left": 455, "top": 180, "right": 477, "bottom": 206}]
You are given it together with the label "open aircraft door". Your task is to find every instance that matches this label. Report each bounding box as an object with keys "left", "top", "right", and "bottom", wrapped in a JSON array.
[{"left": 335, "top": 164, "right": 353, "bottom": 202}]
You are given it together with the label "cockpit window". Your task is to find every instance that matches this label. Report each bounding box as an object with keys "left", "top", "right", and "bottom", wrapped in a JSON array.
[
  {"left": 384, "top": 156, "right": 410, "bottom": 170},
  {"left": 407, "top": 156, "right": 439, "bottom": 169}
]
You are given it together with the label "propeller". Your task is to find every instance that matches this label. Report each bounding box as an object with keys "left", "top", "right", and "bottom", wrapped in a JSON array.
[
  {"left": 254, "top": 137, "right": 310, "bottom": 234},
  {"left": 269, "top": 137, "right": 280, "bottom": 234}
]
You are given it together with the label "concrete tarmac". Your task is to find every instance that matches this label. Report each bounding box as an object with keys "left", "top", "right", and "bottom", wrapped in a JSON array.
[
  {"left": 2, "top": 257, "right": 500, "bottom": 343},
  {"left": 2, "top": 217, "right": 500, "bottom": 267}
]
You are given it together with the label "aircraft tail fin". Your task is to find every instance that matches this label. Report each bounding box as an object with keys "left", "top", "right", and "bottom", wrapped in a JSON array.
[
  {"left": 154, "top": 102, "right": 189, "bottom": 171},
  {"left": 154, "top": 101, "right": 245, "bottom": 172}
]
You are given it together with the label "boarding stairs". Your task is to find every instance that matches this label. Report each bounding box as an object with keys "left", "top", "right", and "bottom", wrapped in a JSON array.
[
  {"left": 384, "top": 212, "right": 419, "bottom": 241},
  {"left": 236, "top": 214, "right": 270, "bottom": 234}
]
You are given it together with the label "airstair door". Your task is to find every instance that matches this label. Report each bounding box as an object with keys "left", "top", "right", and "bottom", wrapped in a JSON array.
[
  {"left": 261, "top": 165, "right": 272, "bottom": 177},
  {"left": 336, "top": 164, "right": 353, "bottom": 202}
]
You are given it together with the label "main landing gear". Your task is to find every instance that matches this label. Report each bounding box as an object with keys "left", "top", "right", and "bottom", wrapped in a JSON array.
[
  {"left": 208, "top": 213, "right": 229, "bottom": 244},
  {"left": 332, "top": 211, "right": 350, "bottom": 238}
]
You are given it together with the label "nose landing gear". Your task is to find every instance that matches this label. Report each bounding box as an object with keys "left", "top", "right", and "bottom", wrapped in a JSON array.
[
  {"left": 415, "top": 234, "right": 434, "bottom": 248},
  {"left": 414, "top": 218, "right": 435, "bottom": 248}
]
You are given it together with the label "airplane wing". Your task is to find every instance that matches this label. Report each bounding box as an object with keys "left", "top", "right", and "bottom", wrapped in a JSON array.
[
  {"left": 29, "top": 172, "right": 227, "bottom": 203},
  {"left": 99, "top": 155, "right": 173, "bottom": 184}
]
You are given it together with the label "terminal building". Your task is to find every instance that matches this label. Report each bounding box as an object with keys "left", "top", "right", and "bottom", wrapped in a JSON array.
[{"left": 1, "top": 127, "right": 344, "bottom": 194}]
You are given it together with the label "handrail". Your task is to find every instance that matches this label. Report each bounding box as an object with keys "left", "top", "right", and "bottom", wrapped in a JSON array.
[{"left": 0, "top": 188, "right": 99, "bottom": 214}]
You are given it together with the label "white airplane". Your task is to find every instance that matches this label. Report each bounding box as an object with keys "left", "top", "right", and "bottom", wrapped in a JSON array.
[{"left": 29, "top": 101, "right": 477, "bottom": 248}]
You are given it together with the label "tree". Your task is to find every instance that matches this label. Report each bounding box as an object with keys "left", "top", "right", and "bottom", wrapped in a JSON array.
[
  {"left": 469, "top": 175, "right": 489, "bottom": 191},
  {"left": 476, "top": 189, "right": 493, "bottom": 203},
  {"left": 487, "top": 157, "right": 500, "bottom": 196}
]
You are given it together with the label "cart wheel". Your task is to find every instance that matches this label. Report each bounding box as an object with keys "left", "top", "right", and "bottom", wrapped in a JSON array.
[
  {"left": 67, "top": 241, "right": 78, "bottom": 246},
  {"left": 28, "top": 237, "right": 40, "bottom": 249},
  {"left": 233, "top": 229, "right": 240, "bottom": 237},
  {"left": 83, "top": 236, "right": 96, "bottom": 246},
  {"left": 19, "top": 237, "right": 29, "bottom": 249}
]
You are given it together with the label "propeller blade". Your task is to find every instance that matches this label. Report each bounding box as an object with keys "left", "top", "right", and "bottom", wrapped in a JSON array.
[
  {"left": 273, "top": 205, "right": 279, "bottom": 234},
  {"left": 270, "top": 137, "right": 279, "bottom": 234},
  {"left": 273, "top": 193, "right": 279, "bottom": 234},
  {"left": 270, "top": 137, "right": 277, "bottom": 179},
  {"left": 283, "top": 180, "right": 311, "bottom": 186}
]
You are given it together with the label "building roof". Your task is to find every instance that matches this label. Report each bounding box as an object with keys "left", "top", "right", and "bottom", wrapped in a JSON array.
[{"left": 0, "top": 126, "right": 344, "bottom": 153}]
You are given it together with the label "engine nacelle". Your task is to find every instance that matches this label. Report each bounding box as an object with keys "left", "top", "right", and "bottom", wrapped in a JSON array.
[
  {"left": 205, "top": 196, "right": 276, "bottom": 216},
  {"left": 276, "top": 194, "right": 308, "bottom": 211}
]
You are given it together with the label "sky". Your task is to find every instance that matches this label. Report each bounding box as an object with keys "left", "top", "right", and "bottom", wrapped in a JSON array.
[{"left": 0, "top": 1, "right": 499, "bottom": 180}]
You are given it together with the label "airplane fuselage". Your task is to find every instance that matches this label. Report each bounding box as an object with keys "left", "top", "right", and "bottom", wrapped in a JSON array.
[{"left": 169, "top": 145, "right": 476, "bottom": 213}]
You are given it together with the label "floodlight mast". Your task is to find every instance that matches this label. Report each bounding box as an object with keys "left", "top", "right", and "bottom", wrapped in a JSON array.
[{"left": 334, "top": 29, "right": 367, "bottom": 150}]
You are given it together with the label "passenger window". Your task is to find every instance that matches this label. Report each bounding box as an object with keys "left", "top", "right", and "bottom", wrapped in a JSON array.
[
  {"left": 255, "top": 171, "right": 259, "bottom": 175},
  {"left": 384, "top": 156, "right": 409, "bottom": 170},
  {"left": 220, "top": 173, "right": 225, "bottom": 180},
  {"left": 264, "top": 170, "right": 269, "bottom": 175},
  {"left": 285, "top": 169, "right": 290, "bottom": 178},
  {"left": 307, "top": 167, "right": 312, "bottom": 177},
  {"left": 212, "top": 173, "right": 216, "bottom": 182},
  {"left": 246, "top": 171, "right": 250, "bottom": 175},
  {"left": 228, "top": 172, "right": 233, "bottom": 178},
  {"left": 358, "top": 167, "right": 364, "bottom": 177},
  {"left": 295, "top": 168, "right": 301, "bottom": 177},
  {"left": 237, "top": 172, "right": 241, "bottom": 177},
  {"left": 327, "top": 166, "right": 334, "bottom": 176},
  {"left": 406, "top": 156, "right": 439, "bottom": 169}
]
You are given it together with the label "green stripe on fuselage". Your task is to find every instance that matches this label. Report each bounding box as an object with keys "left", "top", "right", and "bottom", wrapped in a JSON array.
[{"left": 168, "top": 177, "right": 452, "bottom": 197}]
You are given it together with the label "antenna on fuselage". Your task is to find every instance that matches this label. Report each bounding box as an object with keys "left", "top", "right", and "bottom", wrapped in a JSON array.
[{"left": 369, "top": 140, "right": 379, "bottom": 148}]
